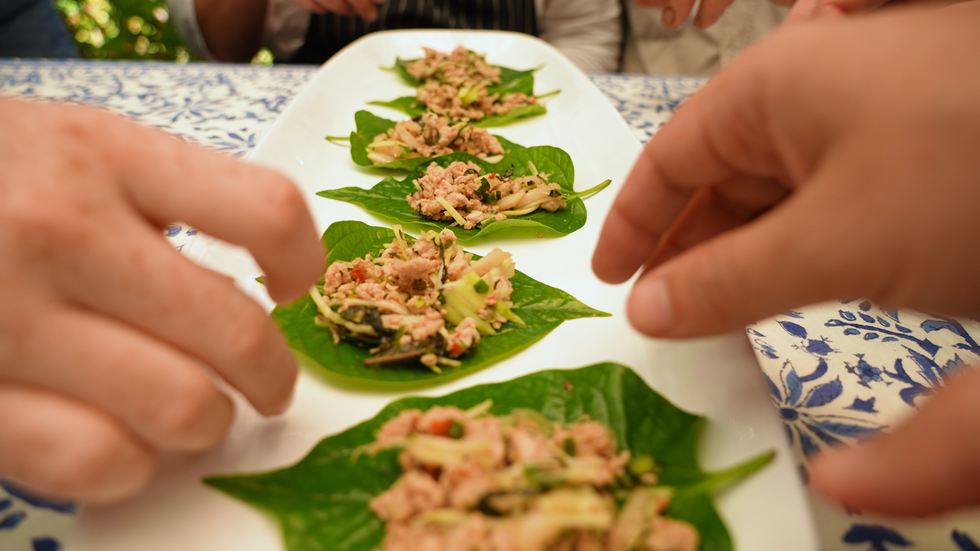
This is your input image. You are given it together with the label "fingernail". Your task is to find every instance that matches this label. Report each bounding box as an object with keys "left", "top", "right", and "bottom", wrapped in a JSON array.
[
  {"left": 628, "top": 278, "right": 674, "bottom": 335},
  {"left": 662, "top": 7, "right": 676, "bottom": 26}
]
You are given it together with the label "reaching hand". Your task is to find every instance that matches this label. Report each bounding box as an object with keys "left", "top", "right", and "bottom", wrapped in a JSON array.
[
  {"left": 0, "top": 99, "right": 324, "bottom": 504},
  {"left": 289, "top": 0, "right": 385, "bottom": 22},
  {"left": 634, "top": 0, "right": 793, "bottom": 30},
  {"left": 593, "top": 1, "right": 980, "bottom": 515}
]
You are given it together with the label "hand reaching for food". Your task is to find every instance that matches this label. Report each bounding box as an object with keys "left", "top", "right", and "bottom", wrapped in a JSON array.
[
  {"left": 784, "top": 0, "right": 965, "bottom": 22},
  {"left": 594, "top": 2, "right": 980, "bottom": 515},
  {"left": 289, "top": 0, "right": 384, "bottom": 22},
  {"left": 633, "top": 0, "right": 794, "bottom": 30},
  {"left": 0, "top": 98, "right": 324, "bottom": 504}
]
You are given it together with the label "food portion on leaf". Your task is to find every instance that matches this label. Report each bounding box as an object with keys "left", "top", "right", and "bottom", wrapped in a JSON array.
[
  {"left": 272, "top": 221, "right": 609, "bottom": 384},
  {"left": 343, "top": 110, "right": 524, "bottom": 172},
  {"left": 363, "top": 401, "right": 700, "bottom": 551},
  {"left": 372, "top": 47, "right": 549, "bottom": 128},
  {"left": 205, "top": 363, "right": 777, "bottom": 551},
  {"left": 367, "top": 112, "right": 505, "bottom": 165},
  {"left": 409, "top": 159, "right": 572, "bottom": 231},
  {"left": 408, "top": 46, "right": 538, "bottom": 122},
  {"left": 309, "top": 225, "right": 524, "bottom": 372},
  {"left": 318, "top": 146, "right": 612, "bottom": 240}
]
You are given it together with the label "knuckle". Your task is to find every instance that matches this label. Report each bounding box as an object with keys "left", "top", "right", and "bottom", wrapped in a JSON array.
[
  {"left": 55, "top": 426, "right": 154, "bottom": 499},
  {"left": 4, "top": 205, "right": 96, "bottom": 261},
  {"left": 153, "top": 373, "right": 228, "bottom": 448},
  {"left": 228, "top": 307, "right": 280, "bottom": 361}
]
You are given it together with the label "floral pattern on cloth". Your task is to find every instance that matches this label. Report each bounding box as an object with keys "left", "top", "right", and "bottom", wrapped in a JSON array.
[
  {"left": 753, "top": 301, "right": 980, "bottom": 550},
  {"left": 0, "top": 60, "right": 316, "bottom": 157},
  {"left": 2, "top": 59, "right": 979, "bottom": 551}
]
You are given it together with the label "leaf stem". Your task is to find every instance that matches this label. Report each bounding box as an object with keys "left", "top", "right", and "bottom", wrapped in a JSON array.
[
  {"left": 567, "top": 179, "right": 612, "bottom": 201},
  {"left": 536, "top": 89, "right": 561, "bottom": 100},
  {"left": 325, "top": 136, "right": 351, "bottom": 147},
  {"left": 679, "top": 450, "right": 776, "bottom": 497}
]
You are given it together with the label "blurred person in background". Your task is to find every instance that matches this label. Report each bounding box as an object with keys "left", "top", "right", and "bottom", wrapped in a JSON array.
[
  {"left": 0, "top": 0, "right": 79, "bottom": 57},
  {"left": 622, "top": 0, "right": 787, "bottom": 75},
  {"left": 169, "top": 0, "right": 622, "bottom": 72}
]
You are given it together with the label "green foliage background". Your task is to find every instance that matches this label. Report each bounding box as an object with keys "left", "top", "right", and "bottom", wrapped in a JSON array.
[
  {"left": 55, "top": 0, "right": 194, "bottom": 61},
  {"left": 54, "top": 0, "right": 274, "bottom": 63}
]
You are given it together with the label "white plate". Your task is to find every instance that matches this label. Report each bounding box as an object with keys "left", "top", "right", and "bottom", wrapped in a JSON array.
[{"left": 69, "top": 30, "right": 818, "bottom": 551}]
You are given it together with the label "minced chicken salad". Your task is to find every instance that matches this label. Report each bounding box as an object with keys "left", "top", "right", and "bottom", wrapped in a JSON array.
[
  {"left": 406, "top": 46, "right": 538, "bottom": 121},
  {"left": 362, "top": 401, "right": 700, "bottom": 551},
  {"left": 309, "top": 226, "right": 523, "bottom": 370},
  {"left": 367, "top": 112, "right": 505, "bottom": 165},
  {"left": 409, "top": 160, "right": 566, "bottom": 230}
]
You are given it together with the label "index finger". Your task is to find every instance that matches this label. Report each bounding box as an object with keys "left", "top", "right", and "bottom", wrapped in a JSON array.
[
  {"left": 101, "top": 116, "right": 324, "bottom": 304},
  {"left": 592, "top": 50, "right": 788, "bottom": 284}
]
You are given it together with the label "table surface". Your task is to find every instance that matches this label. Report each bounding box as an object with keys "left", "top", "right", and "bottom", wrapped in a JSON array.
[{"left": 2, "top": 59, "right": 980, "bottom": 551}]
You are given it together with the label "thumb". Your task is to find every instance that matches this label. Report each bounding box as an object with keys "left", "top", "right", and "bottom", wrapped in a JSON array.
[
  {"left": 625, "top": 190, "right": 842, "bottom": 338},
  {"left": 809, "top": 366, "right": 980, "bottom": 516}
]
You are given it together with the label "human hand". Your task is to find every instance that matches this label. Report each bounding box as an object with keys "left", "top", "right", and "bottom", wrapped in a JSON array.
[
  {"left": 592, "top": 1, "right": 980, "bottom": 515},
  {"left": 289, "top": 0, "right": 384, "bottom": 22},
  {"left": 634, "top": 0, "right": 793, "bottom": 30},
  {"left": 0, "top": 99, "right": 324, "bottom": 504},
  {"left": 783, "top": 0, "right": 884, "bottom": 22},
  {"left": 784, "top": 0, "right": 963, "bottom": 23}
]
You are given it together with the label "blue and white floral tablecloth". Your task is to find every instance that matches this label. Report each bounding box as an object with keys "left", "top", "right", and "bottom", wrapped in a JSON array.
[{"left": 2, "top": 59, "right": 979, "bottom": 551}]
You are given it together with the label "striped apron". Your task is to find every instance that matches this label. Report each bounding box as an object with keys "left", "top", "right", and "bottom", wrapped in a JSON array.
[{"left": 290, "top": 0, "right": 538, "bottom": 64}]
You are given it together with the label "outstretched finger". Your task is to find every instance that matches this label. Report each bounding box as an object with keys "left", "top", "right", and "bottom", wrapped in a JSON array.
[
  {"left": 661, "top": 0, "right": 697, "bottom": 27},
  {"left": 694, "top": 0, "right": 738, "bottom": 28},
  {"left": 810, "top": 366, "right": 980, "bottom": 516},
  {"left": 316, "top": 0, "right": 354, "bottom": 15},
  {"left": 623, "top": 170, "right": 857, "bottom": 338},
  {"left": 639, "top": 175, "right": 789, "bottom": 272},
  {"left": 592, "top": 147, "right": 697, "bottom": 284},
  {"left": 51, "top": 220, "right": 298, "bottom": 417},
  {"left": 294, "top": 0, "right": 328, "bottom": 13},
  {"left": 593, "top": 50, "right": 785, "bottom": 285},
  {"left": 347, "top": 0, "right": 379, "bottom": 21},
  {"left": 92, "top": 112, "right": 323, "bottom": 304},
  {"left": 785, "top": 0, "right": 848, "bottom": 22},
  {"left": 0, "top": 384, "right": 157, "bottom": 504},
  {"left": 5, "top": 305, "right": 235, "bottom": 450}
]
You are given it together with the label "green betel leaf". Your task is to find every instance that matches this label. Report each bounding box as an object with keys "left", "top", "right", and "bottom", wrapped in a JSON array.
[
  {"left": 472, "top": 103, "right": 547, "bottom": 128},
  {"left": 376, "top": 56, "right": 548, "bottom": 127},
  {"left": 205, "top": 363, "right": 775, "bottom": 551},
  {"left": 368, "top": 97, "right": 547, "bottom": 128},
  {"left": 318, "top": 146, "right": 607, "bottom": 241},
  {"left": 271, "top": 221, "right": 609, "bottom": 385},
  {"left": 388, "top": 57, "right": 536, "bottom": 91},
  {"left": 390, "top": 57, "right": 423, "bottom": 87},
  {"left": 368, "top": 96, "right": 426, "bottom": 118},
  {"left": 486, "top": 71, "right": 535, "bottom": 97},
  {"left": 347, "top": 110, "right": 525, "bottom": 171}
]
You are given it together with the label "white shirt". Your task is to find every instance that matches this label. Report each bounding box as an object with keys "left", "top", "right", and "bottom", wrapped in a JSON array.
[{"left": 169, "top": 0, "right": 622, "bottom": 72}]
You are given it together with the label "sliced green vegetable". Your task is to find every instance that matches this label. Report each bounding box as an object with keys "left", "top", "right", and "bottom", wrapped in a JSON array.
[
  {"left": 270, "top": 221, "right": 609, "bottom": 385},
  {"left": 205, "top": 362, "right": 776, "bottom": 551},
  {"left": 344, "top": 110, "right": 524, "bottom": 171},
  {"left": 318, "top": 146, "right": 607, "bottom": 241}
]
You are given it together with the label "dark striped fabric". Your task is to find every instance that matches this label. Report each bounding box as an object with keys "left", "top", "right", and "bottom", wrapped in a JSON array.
[{"left": 290, "top": 0, "right": 537, "bottom": 64}]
